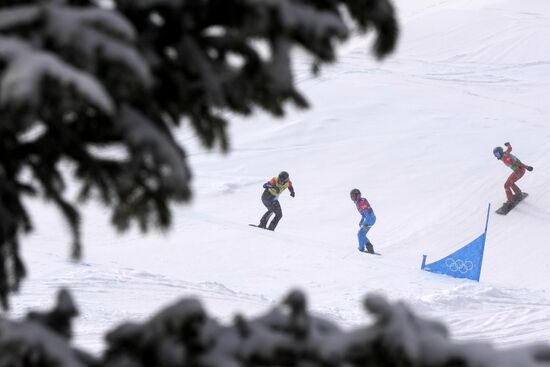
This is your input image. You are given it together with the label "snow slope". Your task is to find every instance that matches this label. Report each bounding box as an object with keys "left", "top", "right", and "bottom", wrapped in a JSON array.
[{"left": 12, "top": 0, "right": 550, "bottom": 354}]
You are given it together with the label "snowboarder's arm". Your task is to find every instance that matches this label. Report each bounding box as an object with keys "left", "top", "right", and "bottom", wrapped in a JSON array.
[
  {"left": 288, "top": 180, "right": 295, "bottom": 197},
  {"left": 509, "top": 153, "right": 532, "bottom": 171},
  {"left": 504, "top": 142, "right": 512, "bottom": 153},
  {"left": 263, "top": 177, "right": 277, "bottom": 189},
  {"left": 519, "top": 162, "right": 533, "bottom": 171}
]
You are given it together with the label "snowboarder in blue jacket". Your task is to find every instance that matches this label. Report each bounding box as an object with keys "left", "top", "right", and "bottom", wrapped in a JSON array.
[{"left": 350, "top": 188, "right": 376, "bottom": 254}]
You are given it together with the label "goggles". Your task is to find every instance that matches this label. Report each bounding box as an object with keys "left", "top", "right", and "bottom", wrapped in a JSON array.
[{"left": 493, "top": 150, "right": 502, "bottom": 158}]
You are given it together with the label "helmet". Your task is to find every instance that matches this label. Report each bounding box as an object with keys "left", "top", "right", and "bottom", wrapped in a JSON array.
[
  {"left": 278, "top": 171, "right": 289, "bottom": 183},
  {"left": 350, "top": 188, "right": 361, "bottom": 201},
  {"left": 493, "top": 147, "right": 503, "bottom": 159}
]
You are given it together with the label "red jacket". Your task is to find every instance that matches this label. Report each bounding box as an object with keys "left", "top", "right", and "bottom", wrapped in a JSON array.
[{"left": 501, "top": 144, "right": 528, "bottom": 172}]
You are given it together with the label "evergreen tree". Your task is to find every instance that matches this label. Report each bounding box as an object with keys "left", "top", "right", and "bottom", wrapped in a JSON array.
[{"left": 0, "top": 0, "right": 398, "bottom": 309}]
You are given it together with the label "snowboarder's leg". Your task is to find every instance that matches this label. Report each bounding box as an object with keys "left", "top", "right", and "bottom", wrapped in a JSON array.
[
  {"left": 505, "top": 169, "right": 525, "bottom": 202},
  {"left": 511, "top": 182, "right": 521, "bottom": 195},
  {"left": 511, "top": 169, "right": 526, "bottom": 199},
  {"left": 267, "top": 201, "right": 282, "bottom": 230},
  {"left": 363, "top": 226, "right": 374, "bottom": 253},
  {"left": 259, "top": 211, "right": 272, "bottom": 228},
  {"left": 357, "top": 225, "right": 371, "bottom": 252},
  {"left": 504, "top": 181, "right": 514, "bottom": 203},
  {"left": 357, "top": 229, "right": 366, "bottom": 251},
  {"left": 259, "top": 192, "right": 274, "bottom": 228}
]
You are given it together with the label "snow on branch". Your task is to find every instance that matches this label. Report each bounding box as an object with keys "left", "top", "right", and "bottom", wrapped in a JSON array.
[
  {"left": 0, "top": 289, "right": 92, "bottom": 366},
  {"left": 0, "top": 5, "right": 40, "bottom": 31},
  {"left": 0, "top": 37, "right": 114, "bottom": 114},
  {"left": 121, "top": 0, "right": 183, "bottom": 7},
  {"left": 0, "top": 4, "right": 151, "bottom": 88},
  {"left": 116, "top": 105, "right": 191, "bottom": 198},
  {"left": 0, "top": 320, "right": 89, "bottom": 366},
  {"left": 61, "top": 6, "right": 136, "bottom": 42},
  {"left": 3, "top": 289, "right": 550, "bottom": 366},
  {"left": 264, "top": 0, "right": 348, "bottom": 40},
  {"left": 102, "top": 290, "right": 550, "bottom": 367},
  {"left": 43, "top": 5, "right": 152, "bottom": 87}
]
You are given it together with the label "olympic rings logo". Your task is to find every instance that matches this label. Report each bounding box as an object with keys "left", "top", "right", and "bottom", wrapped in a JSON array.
[{"left": 445, "top": 258, "right": 474, "bottom": 273}]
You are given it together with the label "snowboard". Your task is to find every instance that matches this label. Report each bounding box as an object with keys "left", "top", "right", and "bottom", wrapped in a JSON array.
[
  {"left": 249, "top": 224, "right": 272, "bottom": 231},
  {"left": 360, "top": 250, "right": 382, "bottom": 256},
  {"left": 495, "top": 192, "right": 528, "bottom": 215}
]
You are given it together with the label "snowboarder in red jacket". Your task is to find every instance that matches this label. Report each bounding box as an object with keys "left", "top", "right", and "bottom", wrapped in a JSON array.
[{"left": 493, "top": 142, "right": 533, "bottom": 209}]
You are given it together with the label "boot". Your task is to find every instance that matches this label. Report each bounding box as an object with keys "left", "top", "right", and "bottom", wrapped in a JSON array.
[
  {"left": 365, "top": 242, "right": 375, "bottom": 254},
  {"left": 513, "top": 192, "right": 523, "bottom": 202}
]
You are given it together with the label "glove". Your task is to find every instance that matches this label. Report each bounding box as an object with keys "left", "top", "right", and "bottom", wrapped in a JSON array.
[
  {"left": 504, "top": 142, "right": 510, "bottom": 147},
  {"left": 290, "top": 191, "right": 295, "bottom": 197},
  {"left": 526, "top": 166, "right": 533, "bottom": 172}
]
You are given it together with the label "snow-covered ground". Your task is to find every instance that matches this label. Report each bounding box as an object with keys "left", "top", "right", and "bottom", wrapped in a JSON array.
[{"left": 11, "top": 0, "right": 550, "bottom": 354}]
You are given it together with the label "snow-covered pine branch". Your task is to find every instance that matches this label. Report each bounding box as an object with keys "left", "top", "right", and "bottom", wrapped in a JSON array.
[
  {"left": 0, "top": 37, "right": 114, "bottom": 114},
  {"left": 2, "top": 290, "right": 549, "bottom": 367},
  {"left": 116, "top": 105, "right": 191, "bottom": 199}
]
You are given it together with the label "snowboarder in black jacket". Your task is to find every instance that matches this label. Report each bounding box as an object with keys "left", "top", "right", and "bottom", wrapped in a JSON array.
[{"left": 257, "top": 171, "right": 295, "bottom": 230}]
